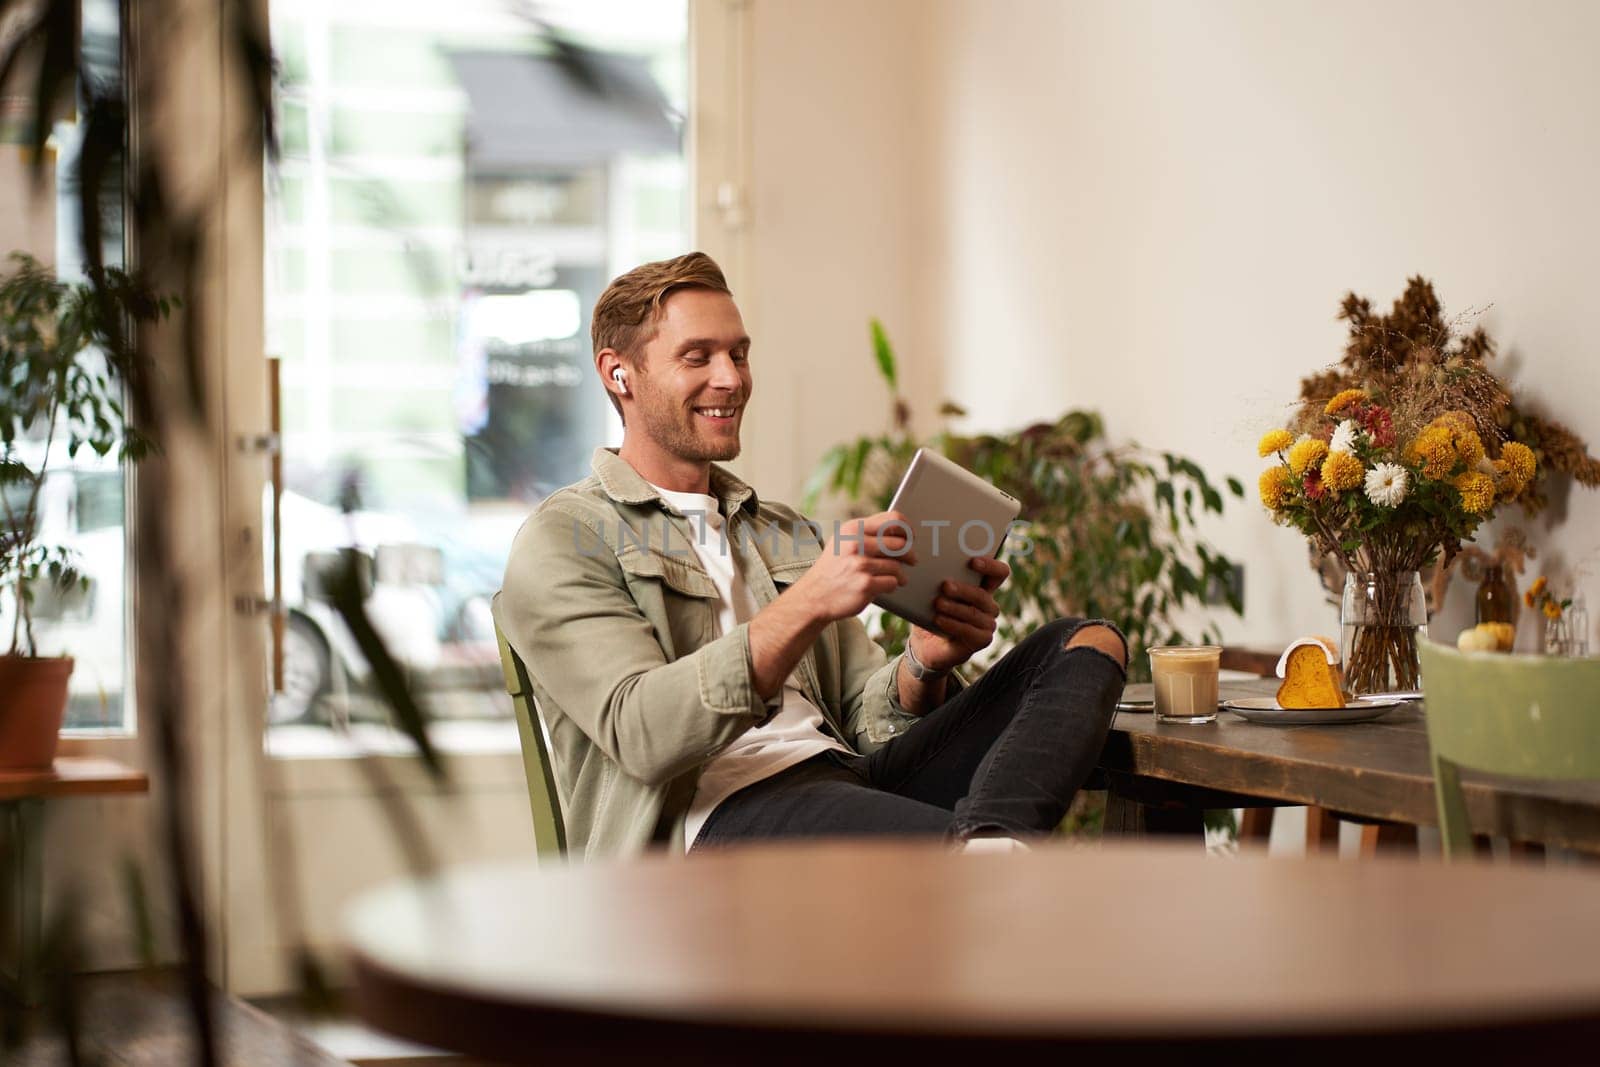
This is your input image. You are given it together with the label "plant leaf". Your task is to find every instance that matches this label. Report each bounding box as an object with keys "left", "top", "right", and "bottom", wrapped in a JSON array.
[
  {"left": 869, "top": 317, "right": 897, "bottom": 391},
  {"left": 325, "top": 549, "right": 444, "bottom": 780}
]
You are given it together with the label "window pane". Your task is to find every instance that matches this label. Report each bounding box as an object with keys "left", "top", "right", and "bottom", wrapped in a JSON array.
[
  {"left": 0, "top": 0, "right": 132, "bottom": 732},
  {"left": 264, "top": 0, "right": 687, "bottom": 735}
]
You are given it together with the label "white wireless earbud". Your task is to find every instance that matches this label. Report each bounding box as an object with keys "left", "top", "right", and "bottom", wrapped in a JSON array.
[{"left": 611, "top": 368, "right": 629, "bottom": 395}]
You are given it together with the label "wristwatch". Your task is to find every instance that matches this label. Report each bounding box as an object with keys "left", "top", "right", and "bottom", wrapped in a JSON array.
[{"left": 902, "top": 639, "right": 951, "bottom": 682}]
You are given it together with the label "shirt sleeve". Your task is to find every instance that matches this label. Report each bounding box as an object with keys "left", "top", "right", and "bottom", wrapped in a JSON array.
[
  {"left": 499, "top": 506, "right": 767, "bottom": 787},
  {"left": 834, "top": 616, "right": 965, "bottom": 755}
]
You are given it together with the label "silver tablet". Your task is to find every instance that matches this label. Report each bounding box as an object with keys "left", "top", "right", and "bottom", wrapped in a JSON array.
[{"left": 872, "top": 448, "right": 1021, "bottom": 632}]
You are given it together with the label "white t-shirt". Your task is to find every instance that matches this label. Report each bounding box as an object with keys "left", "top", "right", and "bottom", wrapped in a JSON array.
[{"left": 648, "top": 484, "right": 851, "bottom": 851}]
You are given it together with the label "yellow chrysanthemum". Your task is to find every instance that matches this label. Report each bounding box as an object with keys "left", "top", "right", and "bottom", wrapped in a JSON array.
[
  {"left": 1452, "top": 429, "right": 1485, "bottom": 469},
  {"left": 1434, "top": 410, "right": 1476, "bottom": 436},
  {"left": 1257, "top": 428, "right": 1295, "bottom": 457},
  {"left": 1324, "top": 389, "right": 1368, "bottom": 417},
  {"left": 1287, "top": 437, "right": 1329, "bottom": 477},
  {"left": 1410, "top": 426, "right": 1456, "bottom": 480},
  {"left": 1452, "top": 471, "right": 1495, "bottom": 514},
  {"left": 1499, "top": 441, "right": 1536, "bottom": 483},
  {"left": 1321, "top": 451, "right": 1364, "bottom": 493},
  {"left": 1544, "top": 598, "right": 1563, "bottom": 621},
  {"left": 1493, "top": 459, "right": 1526, "bottom": 500},
  {"left": 1258, "top": 467, "right": 1295, "bottom": 511},
  {"left": 1529, "top": 575, "right": 1548, "bottom": 598}
]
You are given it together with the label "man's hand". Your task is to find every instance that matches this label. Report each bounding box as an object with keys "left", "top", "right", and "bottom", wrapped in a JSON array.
[
  {"left": 908, "top": 556, "right": 1011, "bottom": 672},
  {"left": 789, "top": 510, "right": 918, "bottom": 625}
]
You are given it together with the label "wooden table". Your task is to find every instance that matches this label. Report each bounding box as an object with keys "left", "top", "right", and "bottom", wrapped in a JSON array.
[
  {"left": 1, "top": 757, "right": 149, "bottom": 1000},
  {"left": 346, "top": 841, "right": 1600, "bottom": 1061},
  {"left": 1101, "top": 680, "right": 1600, "bottom": 851}
]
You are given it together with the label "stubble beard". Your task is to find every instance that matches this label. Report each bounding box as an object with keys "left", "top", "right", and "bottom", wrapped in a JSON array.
[{"left": 634, "top": 388, "right": 742, "bottom": 463}]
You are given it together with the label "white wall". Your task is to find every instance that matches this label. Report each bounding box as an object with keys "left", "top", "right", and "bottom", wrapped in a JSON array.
[
  {"left": 742, "top": 0, "right": 1600, "bottom": 649},
  {"left": 728, "top": 0, "right": 943, "bottom": 500}
]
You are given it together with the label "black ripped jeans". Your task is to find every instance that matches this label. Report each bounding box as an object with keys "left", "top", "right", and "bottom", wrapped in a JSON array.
[{"left": 690, "top": 617, "right": 1126, "bottom": 848}]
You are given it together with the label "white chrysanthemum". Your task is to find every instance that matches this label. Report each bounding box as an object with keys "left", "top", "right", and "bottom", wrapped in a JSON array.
[
  {"left": 1365, "top": 462, "right": 1409, "bottom": 508},
  {"left": 1329, "top": 419, "right": 1361, "bottom": 455}
]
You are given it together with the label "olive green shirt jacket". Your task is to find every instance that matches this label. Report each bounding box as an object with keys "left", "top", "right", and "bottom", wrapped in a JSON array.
[{"left": 498, "top": 448, "right": 943, "bottom": 859}]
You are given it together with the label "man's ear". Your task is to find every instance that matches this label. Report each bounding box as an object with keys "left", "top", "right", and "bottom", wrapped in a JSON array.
[{"left": 597, "top": 350, "right": 629, "bottom": 397}]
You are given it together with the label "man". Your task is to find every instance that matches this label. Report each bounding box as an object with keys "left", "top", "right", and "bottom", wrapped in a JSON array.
[{"left": 498, "top": 252, "right": 1127, "bottom": 859}]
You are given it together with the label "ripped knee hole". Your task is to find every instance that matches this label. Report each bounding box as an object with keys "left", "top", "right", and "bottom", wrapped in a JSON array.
[{"left": 1064, "top": 624, "right": 1128, "bottom": 668}]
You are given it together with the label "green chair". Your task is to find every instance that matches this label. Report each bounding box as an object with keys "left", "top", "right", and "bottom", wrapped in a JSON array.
[
  {"left": 492, "top": 594, "right": 567, "bottom": 858},
  {"left": 1418, "top": 640, "right": 1600, "bottom": 860}
]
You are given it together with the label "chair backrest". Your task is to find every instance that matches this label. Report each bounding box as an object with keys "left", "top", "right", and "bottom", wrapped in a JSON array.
[
  {"left": 492, "top": 593, "right": 567, "bottom": 858},
  {"left": 1220, "top": 647, "right": 1280, "bottom": 679},
  {"left": 1418, "top": 640, "right": 1600, "bottom": 859}
]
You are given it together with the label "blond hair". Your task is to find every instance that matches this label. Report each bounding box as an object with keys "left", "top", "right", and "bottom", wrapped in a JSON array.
[{"left": 592, "top": 252, "right": 731, "bottom": 418}]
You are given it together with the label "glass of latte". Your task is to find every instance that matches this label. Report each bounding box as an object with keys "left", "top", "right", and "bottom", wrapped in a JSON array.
[{"left": 1148, "top": 646, "right": 1222, "bottom": 724}]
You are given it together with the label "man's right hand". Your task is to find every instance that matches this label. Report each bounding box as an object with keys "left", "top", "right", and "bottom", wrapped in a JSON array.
[{"left": 790, "top": 510, "right": 918, "bottom": 624}]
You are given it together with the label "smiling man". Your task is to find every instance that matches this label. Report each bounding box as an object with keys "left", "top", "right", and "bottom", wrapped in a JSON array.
[{"left": 498, "top": 252, "right": 1129, "bottom": 859}]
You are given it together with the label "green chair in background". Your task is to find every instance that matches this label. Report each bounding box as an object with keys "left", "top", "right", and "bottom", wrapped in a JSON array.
[
  {"left": 1418, "top": 641, "right": 1600, "bottom": 860},
  {"left": 492, "top": 594, "right": 567, "bottom": 859}
]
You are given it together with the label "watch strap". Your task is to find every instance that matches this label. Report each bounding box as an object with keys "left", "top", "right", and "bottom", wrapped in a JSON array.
[{"left": 902, "top": 640, "right": 951, "bottom": 682}]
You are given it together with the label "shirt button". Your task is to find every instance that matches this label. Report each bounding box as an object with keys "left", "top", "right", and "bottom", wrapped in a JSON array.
[{"left": 886, "top": 723, "right": 897, "bottom": 734}]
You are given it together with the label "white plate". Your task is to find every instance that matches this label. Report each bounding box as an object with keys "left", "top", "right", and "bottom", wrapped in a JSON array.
[{"left": 1220, "top": 696, "right": 1409, "bottom": 725}]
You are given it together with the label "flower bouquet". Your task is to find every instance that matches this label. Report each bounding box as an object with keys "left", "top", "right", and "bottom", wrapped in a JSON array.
[
  {"left": 1256, "top": 278, "right": 1600, "bottom": 694},
  {"left": 1258, "top": 392, "right": 1536, "bottom": 694}
]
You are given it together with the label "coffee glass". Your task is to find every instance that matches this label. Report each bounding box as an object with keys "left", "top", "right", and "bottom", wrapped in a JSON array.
[{"left": 1149, "top": 645, "right": 1222, "bottom": 724}]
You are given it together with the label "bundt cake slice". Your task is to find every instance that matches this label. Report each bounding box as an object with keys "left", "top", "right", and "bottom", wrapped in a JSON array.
[{"left": 1275, "top": 636, "right": 1348, "bottom": 708}]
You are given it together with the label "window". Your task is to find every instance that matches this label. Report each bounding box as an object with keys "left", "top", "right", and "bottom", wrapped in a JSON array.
[
  {"left": 263, "top": 0, "right": 688, "bottom": 734},
  {"left": 0, "top": 0, "right": 131, "bottom": 732}
]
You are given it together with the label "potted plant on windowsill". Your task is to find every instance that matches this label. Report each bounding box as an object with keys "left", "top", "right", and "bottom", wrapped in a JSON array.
[{"left": 0, "top": 252, "right": 159, "bottom": 769}]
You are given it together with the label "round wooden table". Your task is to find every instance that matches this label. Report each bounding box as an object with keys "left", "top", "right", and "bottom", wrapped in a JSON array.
[{"left": 345, "top": 840, "right": 1600, "bottom": 1062}]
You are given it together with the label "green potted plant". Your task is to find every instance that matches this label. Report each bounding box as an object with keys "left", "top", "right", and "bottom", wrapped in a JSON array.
[
  {"left": 806, "top": 319, "right": 1245, "bottom": 682},
  {"left": 0, "top": 253, "right": 158, "bottom": 769}
]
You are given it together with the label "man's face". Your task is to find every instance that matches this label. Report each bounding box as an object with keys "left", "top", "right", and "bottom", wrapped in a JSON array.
[{"left": 629, "top": 288, "right": 752, "bottom": 463}]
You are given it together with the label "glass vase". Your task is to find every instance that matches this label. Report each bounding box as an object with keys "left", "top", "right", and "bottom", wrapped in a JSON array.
[
  {"left": 1543, "top": 614, "right": 1571, "bottom": 656},
  {"left": 1340, "top": 570, "right": 1428, "bottom": 696}
]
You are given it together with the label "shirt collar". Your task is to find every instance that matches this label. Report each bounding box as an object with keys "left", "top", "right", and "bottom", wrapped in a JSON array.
[{"left": 590, "top": 447, "right": 759, "bottom": 517}]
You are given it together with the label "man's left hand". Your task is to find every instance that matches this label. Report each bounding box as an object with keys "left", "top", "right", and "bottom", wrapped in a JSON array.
[{"left": 909, "top": 556, "right": 1011, "bottom": 672}]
